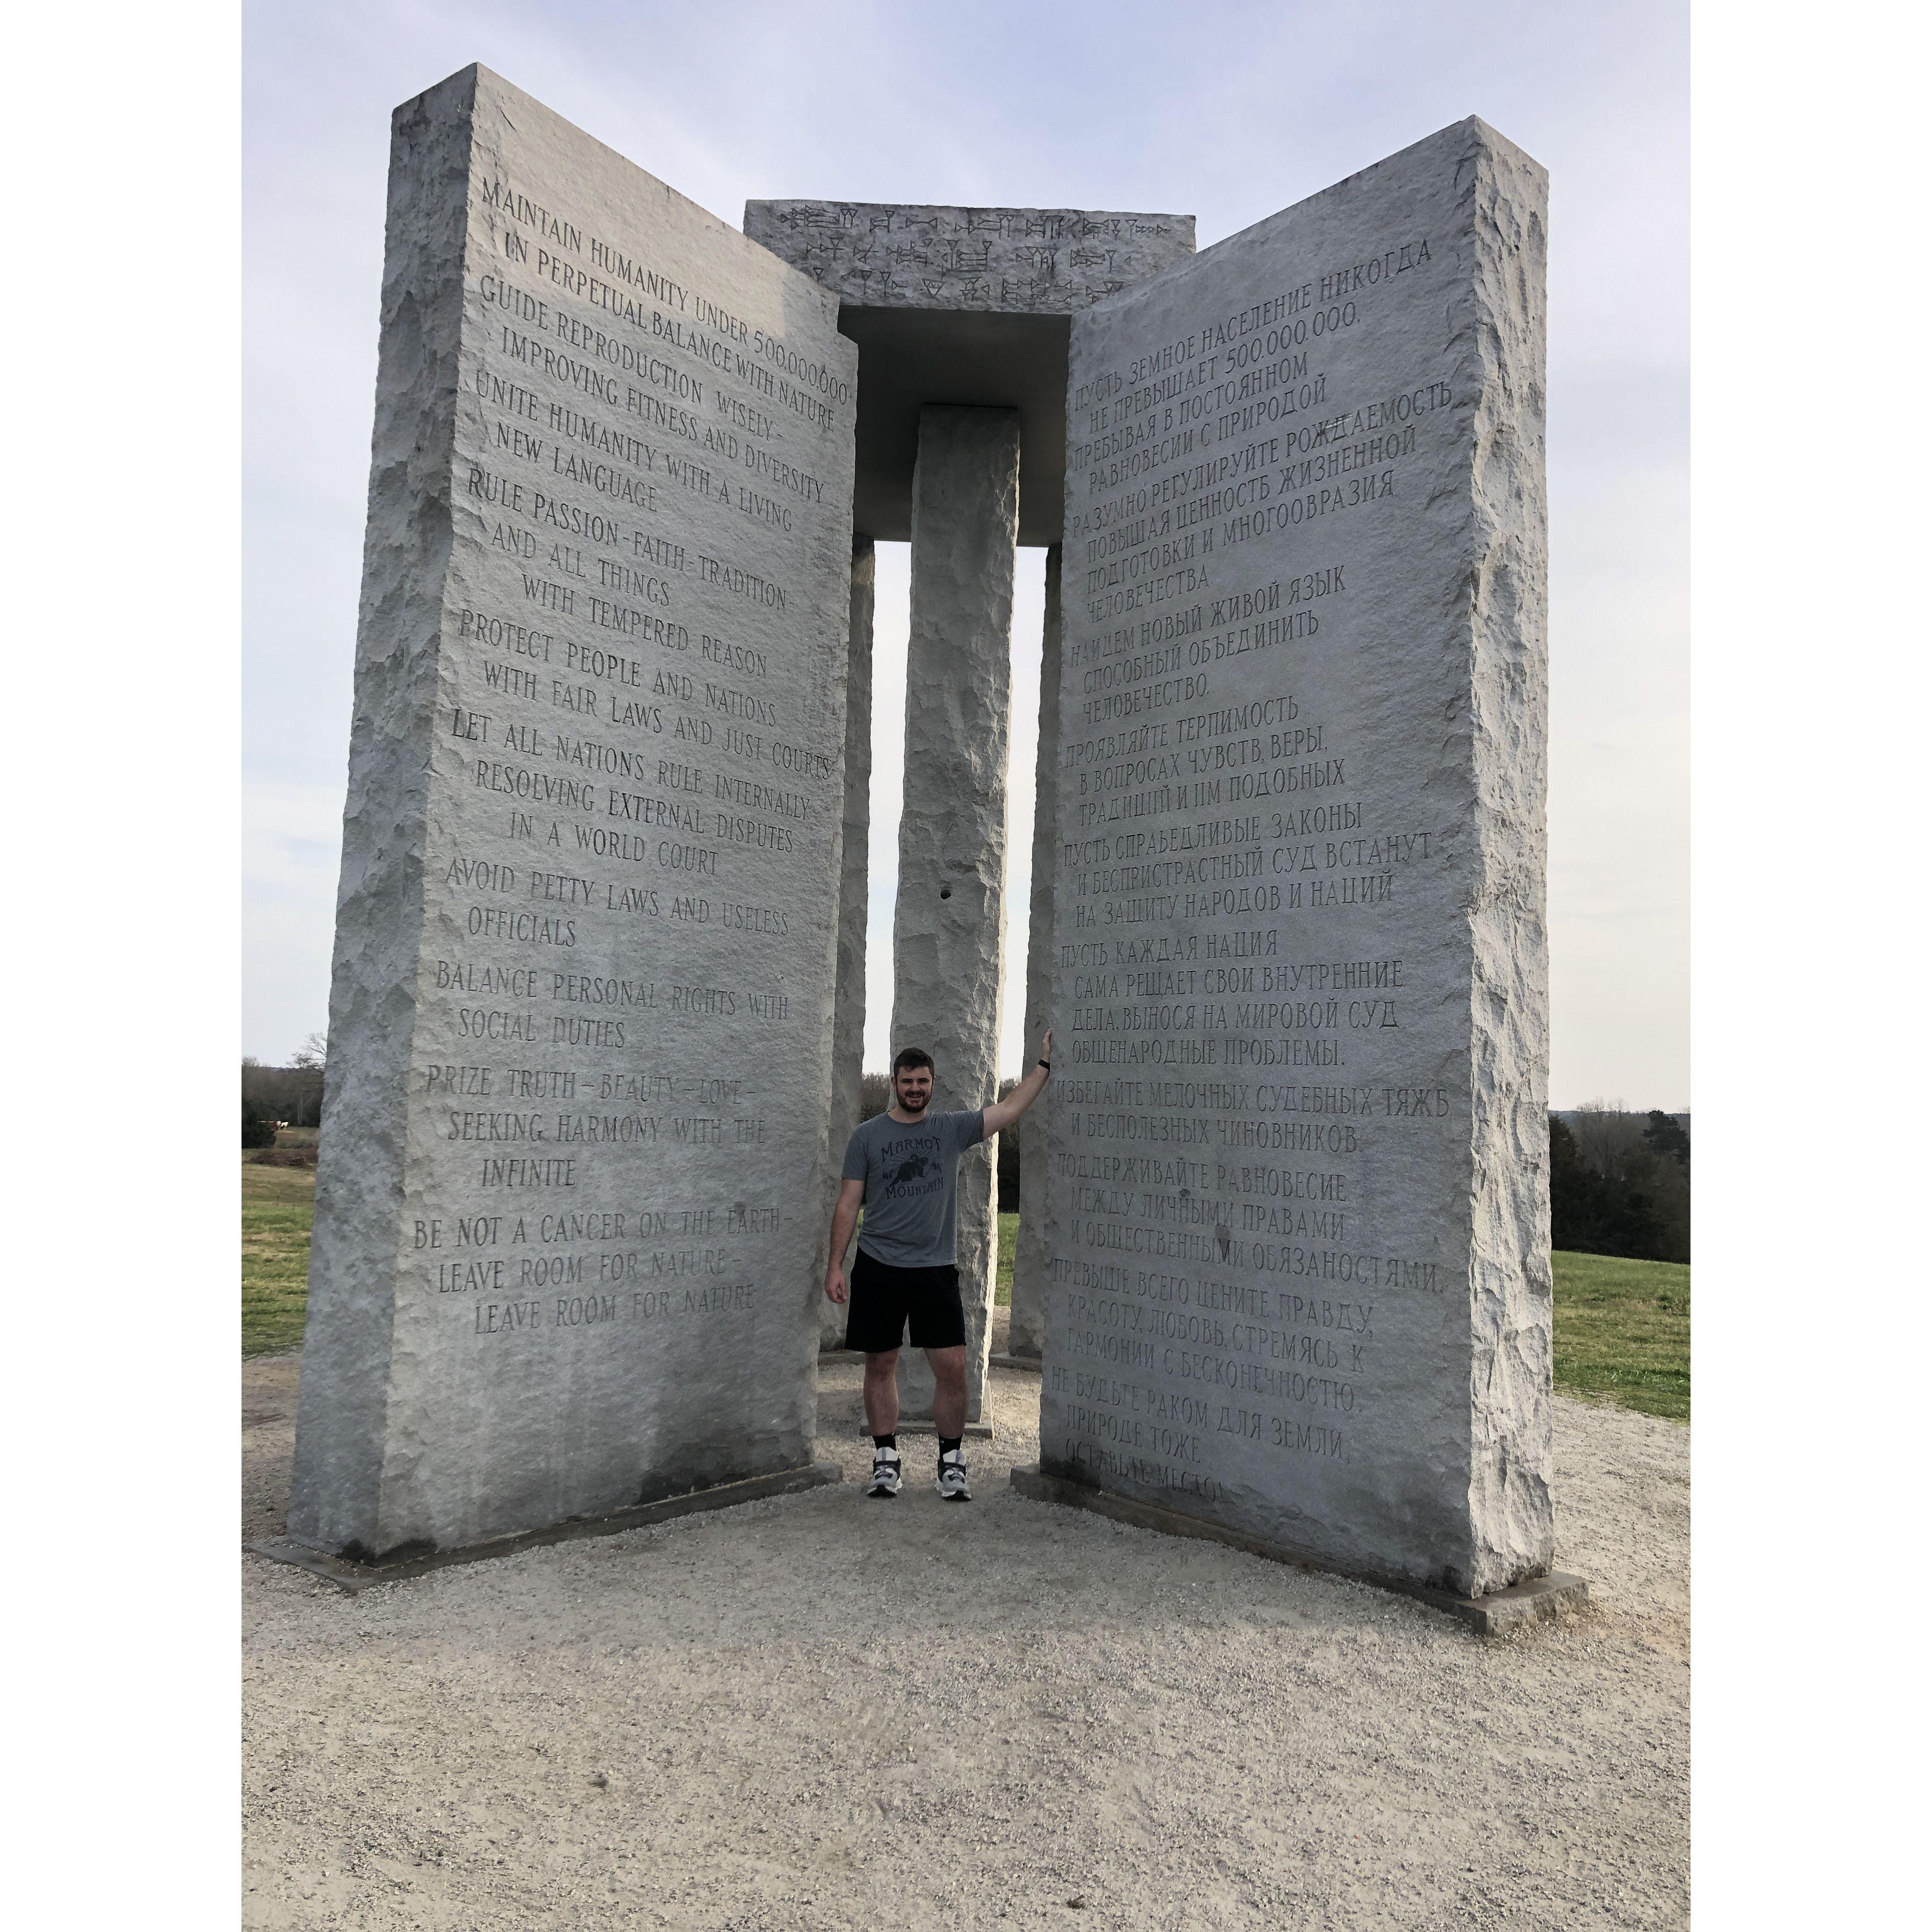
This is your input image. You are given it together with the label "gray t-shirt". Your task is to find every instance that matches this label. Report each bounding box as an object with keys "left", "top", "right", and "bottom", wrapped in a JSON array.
[{"left": 842, "top": 1108, "right": 986, "bottom": 1268}]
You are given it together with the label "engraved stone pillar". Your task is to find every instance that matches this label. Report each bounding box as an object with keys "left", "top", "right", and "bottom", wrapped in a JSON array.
[
  {"left": 824, "top": 537, "right": 875, "bottom": 1348},
  {"left": 1029, "top": 119, "right": 1563, "bottom": 1606},
  {"left": 890, "top": 405, "right": 1021, "bottom": 1424},
  {"left": 282, "top": 68, "right": 858, "bottom": 1563},
  {"left": 1007, "top": 543, "right": 1061, "bottom": 1359}
]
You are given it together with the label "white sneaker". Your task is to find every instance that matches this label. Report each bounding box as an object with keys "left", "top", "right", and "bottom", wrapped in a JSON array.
[
  {"left": 936, "top": 1448, "right": 971, "bottom": 1502},
  {"left": 866, "top": 1448, "right": 902, "bottom": 1498}
]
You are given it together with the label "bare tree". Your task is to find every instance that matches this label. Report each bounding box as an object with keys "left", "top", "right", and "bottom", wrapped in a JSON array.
[{"left": 1569, "top": 1099, "right": 1642, "bottom": 1176}]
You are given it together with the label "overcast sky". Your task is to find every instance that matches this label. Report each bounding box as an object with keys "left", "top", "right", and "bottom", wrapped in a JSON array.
[{"left": 244, "top": 0, "right": 1688, "bottom": 1107}]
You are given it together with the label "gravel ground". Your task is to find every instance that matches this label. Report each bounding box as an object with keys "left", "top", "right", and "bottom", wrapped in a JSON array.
[{"left": 243, "top": 1346, "right": 1688, "bottom": 1930}]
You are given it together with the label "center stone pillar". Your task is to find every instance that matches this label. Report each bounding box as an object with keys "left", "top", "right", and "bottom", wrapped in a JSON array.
[
  {"left": 890, "top": 405, "right": 1021, "bottom": 1425},
  {"left": 1008, "top": 543, "right": 1061, "bottom": 1359}
]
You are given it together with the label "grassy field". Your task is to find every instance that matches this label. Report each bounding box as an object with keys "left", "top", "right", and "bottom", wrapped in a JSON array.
[
  {"left": 1551, "top": 1248, "right": 1690, "bottom": 1422},
  {"left": 242, "top": 1157, "right": 317, "bottom": 1356},
  {"left": 995, "top": 1210, "right": 1018, "bottom": 1305},
  {"left": 242, "top": 1184, "right": 1686, "bottom": 1421}
]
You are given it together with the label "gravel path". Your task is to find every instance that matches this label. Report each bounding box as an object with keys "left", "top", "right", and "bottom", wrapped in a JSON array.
[{"left": 243, "top": 1353, "right": 1688, "bottom": 1929}]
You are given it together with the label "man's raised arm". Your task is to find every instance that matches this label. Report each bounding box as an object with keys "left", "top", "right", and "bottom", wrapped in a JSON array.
[{"left": 982, "top": 1029, "right": 1054, "bottom": 1137}]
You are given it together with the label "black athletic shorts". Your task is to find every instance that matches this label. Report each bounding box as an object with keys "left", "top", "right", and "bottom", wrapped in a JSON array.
[{"left": 844, "top": 1249, "right": 967, "bottom": 1353}]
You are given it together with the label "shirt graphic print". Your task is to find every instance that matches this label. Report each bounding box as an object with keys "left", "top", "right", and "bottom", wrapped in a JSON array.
[{"left": 841, "top": 1107, "right": 986, "bottom": 1269}]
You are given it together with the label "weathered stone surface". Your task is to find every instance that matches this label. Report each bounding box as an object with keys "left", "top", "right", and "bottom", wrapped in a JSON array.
[
  {"left": 743, "top": 203, "right": 1195, "bottom": 314},
  {"left": 1036, "top": 119, "right": 1552, "bottom": 1598},
  {"left": 289, "top": 65, "right": 858, "bottom": 1561},
  {"left": 889, "top": 405, "right": 1021, "bottom": 1423},
  {"left": 822, "top": 538, "right": 874, "bottom": 1348},
  {"left": 1008, "top": 543, "right": 1063, "bottom": 1359}
]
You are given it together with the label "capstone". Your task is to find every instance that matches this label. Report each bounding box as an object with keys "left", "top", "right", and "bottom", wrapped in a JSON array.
[
  {"left": 746, "top": 201, "right": 1196, "bottom": 546},
  {"left": 743, "top": 202, "right": 1195, "bottom": 314}
]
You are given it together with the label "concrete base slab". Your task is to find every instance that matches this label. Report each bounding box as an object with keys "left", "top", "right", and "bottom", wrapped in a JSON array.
[
  {"left": 1008, "top": 1465, "right": 1587, "bottom": 1637},
  {"left": 857, "top": 1420, "right": 995, "bottom": 1440},
  {"left": 989, "top": 1352, "right": 1041, "bottom": 1373},
  {"left": 250, "top": 1462, "right": 844, "bottom": 1593}
]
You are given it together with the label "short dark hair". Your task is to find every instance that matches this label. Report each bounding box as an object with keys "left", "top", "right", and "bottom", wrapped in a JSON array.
[{"left": 891, "top": 1046, "right": 934, "bottom": 1076}]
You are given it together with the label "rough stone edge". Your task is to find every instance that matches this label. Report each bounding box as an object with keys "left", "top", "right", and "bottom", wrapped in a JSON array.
[
  {"left": 1009, "top": 1466, "right": 1585, "bottom": 1636},
  {"left": 287, "top": 67, "right": 479, "bottom": 1553},
  {"left": 747, "top": 199, "right": 1196, "bottom": 229},
  {"left": 252, "top": 1461, "right": 845, "bottom": 1593},
  {"left": 821, "top": 539, "right": 877, "bottom": 1348},
  {"left": 1008, "top": 544, "right": 1062, "bottom": 1358},
  {"left": 1457, "top": 119, "right": 1555, "bottom": 1595}
]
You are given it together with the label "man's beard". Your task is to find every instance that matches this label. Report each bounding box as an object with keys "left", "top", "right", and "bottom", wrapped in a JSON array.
[{"left": 897, "top": 1090, "right": 930, "bottom": 1116}]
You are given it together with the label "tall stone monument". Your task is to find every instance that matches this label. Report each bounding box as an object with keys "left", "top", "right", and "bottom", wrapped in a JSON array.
[
  {"left": 282, "top": 66, "right": 857, "bottom": 1565},
  {"left": 1013, "top": 119, "right": 1575, "bottom": 1618},
  {"left": 268, "top": 66, "right": 1570, "bottom": 1619}
]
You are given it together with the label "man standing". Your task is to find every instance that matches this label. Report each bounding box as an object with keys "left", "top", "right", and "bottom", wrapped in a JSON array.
[{"left": 824, "top": 1032, "right": 1053, "bottom": 1501}]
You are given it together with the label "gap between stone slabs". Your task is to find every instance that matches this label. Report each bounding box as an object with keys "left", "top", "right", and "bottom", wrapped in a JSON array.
[
  {"left": 1008, "top": 1465, "right": 1588, "bottom": 1638},
  {"left": 249, "top": 1461, "right": 843, "bottom": 1594}
]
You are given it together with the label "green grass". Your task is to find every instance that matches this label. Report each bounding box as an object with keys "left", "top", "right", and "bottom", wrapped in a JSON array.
[
  {"left": 242, "top": 1156, "right": 316, "bottom": 1356},
  {"left": 1552, "top": 1249, "right": 1689, "bottom": 1422},
  {"left": 995, "top": 1210, "right": 1018, "bottom": 1304}
]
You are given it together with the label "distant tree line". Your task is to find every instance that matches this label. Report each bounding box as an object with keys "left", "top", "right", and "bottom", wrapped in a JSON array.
[
  {"left": 1551, "top": 1107, "right": 1690, "bottom": 1263},
  {"left": 242, "top": 1034, "right": 328, "bottom": 1140}
]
